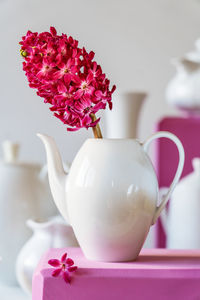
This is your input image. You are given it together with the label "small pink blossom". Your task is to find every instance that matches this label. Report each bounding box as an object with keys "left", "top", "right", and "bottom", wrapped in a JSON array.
[
  {"left": 48, "top": 252, "right": 78, "bottom": 284},
  {"left": 19, "top": 27, "right": 116, "bottom": 131}
]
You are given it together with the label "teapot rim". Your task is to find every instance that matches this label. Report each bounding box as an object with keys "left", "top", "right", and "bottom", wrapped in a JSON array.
[{"left": 85, "top": 138, "right": 140, "bottom": 142}]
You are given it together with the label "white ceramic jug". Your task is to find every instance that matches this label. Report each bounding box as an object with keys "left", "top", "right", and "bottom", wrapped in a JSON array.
[
  {"left": 0, "top": 141, "right": 57, "bottom": 285},
  {"left": 38, "top": 131, "right": 184, "bottom": 262},
  {"left": 161, "top": 158, "right": 200, "bottom": 249},
  {"left": 16, "top": 216, "right": 78, "bottom": 294},
  {"left": 166, "top": 38, "right": 200, "bottom": 113}
]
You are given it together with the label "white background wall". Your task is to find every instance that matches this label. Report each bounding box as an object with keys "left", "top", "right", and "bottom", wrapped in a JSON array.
[{"left": 1, "top": 0, "right": 200, "bottom": 164}]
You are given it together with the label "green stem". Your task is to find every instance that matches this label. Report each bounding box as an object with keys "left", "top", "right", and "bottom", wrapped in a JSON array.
[{"left": 90, "top": 113, "right": 103, "bottom": 139}]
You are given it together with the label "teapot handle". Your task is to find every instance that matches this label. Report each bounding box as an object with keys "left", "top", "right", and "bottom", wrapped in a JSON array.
[
  {"left": 159, "top": 187, "right": 169, "bottom": 234},
  {"left": 142, "top": 131, "right": 185, "bottom": 225}
]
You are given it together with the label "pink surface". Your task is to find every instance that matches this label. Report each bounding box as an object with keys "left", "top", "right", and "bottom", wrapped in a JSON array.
[
  {"left": 32, "top": 247, "right": 200, "bottom": 300},
  {"left": 155, "top": 116, "right": 200, "bottom": 247}
]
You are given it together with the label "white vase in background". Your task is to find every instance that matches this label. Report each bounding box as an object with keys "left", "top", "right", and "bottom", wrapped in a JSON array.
[
  {"left": 161, "top": 158, "right": 200, "bottom": 249},
  {"left": 16, "top": 216, "right": 78, "bottom": 294},
  {"left": 166, "top": 38, "right": 200, "bottom": 113},
  {"left": 0, "top": 141, "right": 58, "bottom": 285},
  {"left": 38, "top": 131, "right": 184, "bottom": 262},
  {"left": 105, "top": 91, "right": 146, "bottom": 138}
]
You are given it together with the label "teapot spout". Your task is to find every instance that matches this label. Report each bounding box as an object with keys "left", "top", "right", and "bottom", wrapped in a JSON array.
[{"left": 37, "top": 133, "right": 69, "bottom": 222}]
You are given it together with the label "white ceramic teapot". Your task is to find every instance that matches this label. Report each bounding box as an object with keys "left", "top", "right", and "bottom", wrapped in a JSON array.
[
  {"left": 16, "top": 216, "right": 78, "bottom": 294},
  {"left": 166, "top": 39, "right": 200, "bottom": 113},
  {"left": 38, "top": 131, "right": 184, "bottom": 262},
  {"left": 161, "top": 158, "right": 200, "bottom": 249},
  {"left": 0, "top": 141, "right": 58, "bottom": 285}
]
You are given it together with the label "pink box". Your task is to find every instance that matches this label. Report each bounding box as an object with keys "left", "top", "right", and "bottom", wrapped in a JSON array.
[{"left": 32, "top": 248, "right": 200, "bottom": 300}]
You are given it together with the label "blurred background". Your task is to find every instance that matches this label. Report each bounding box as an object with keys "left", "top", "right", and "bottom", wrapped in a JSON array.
[
  {"left": 1, "top": 0, "right": 200, "bottom": 298},
  {"left": 1, "top": 0, "right": 200, "bottom": 163}
]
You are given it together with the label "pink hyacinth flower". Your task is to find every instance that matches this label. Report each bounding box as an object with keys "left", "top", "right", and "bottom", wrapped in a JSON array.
[
  {"left": 48, "top": 252, "right": 78, "bottom": 284},
  {"left": 19, "top": 27, "right": 116, "bottom": 131}
]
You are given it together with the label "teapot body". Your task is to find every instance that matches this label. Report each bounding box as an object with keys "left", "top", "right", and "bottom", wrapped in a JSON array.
[{"left": 66, "top": 139, "right": 158, "bottom": 261}]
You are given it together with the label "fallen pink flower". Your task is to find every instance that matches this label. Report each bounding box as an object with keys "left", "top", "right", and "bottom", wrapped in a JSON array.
[{"left": 48, "top": 252, "right": 78, "bottom": 284}]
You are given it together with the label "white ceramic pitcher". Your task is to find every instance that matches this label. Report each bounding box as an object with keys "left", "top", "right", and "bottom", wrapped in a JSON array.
[
  {"left": 16, "top": 216, "right": 78, "bottom": 294},
  {"left": 166, "top": 38, "right": 200, "bottom": 113},
  {"left": 0, "top": 141, "right": 57, "bottom": 285},
  {"left": 161, "top": 158, "right": 200, "bottom": 249},
  {"left": 38, "top": 131, "right": 184, "bottom": 262}
]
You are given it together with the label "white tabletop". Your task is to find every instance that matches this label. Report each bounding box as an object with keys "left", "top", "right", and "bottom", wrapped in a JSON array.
[{"left": 0, "top": 284, "right": 30, "bottom": 300}]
